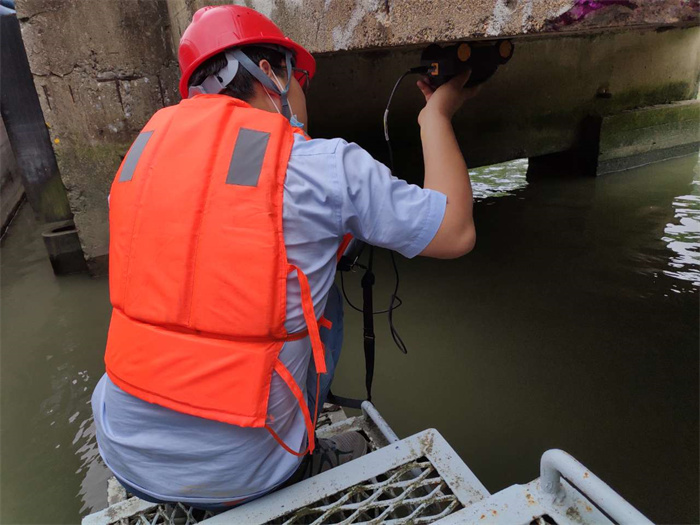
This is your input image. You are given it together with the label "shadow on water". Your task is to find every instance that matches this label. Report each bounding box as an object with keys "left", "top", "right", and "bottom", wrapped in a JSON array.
[{"left": 0, "top": 154, "right": 698, "bottom": 523}]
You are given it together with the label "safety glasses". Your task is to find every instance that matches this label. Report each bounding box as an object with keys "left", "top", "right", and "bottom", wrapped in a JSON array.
[{"left": 292, "top": 67, "right": 311, "bottom": 95}]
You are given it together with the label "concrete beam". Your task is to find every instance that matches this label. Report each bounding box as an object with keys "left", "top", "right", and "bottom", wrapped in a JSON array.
[
  {"left": 596, "top": 100, "right": 700, "bottom": 175},
  {"left": 308, "top": 27, "right": 700, "bottom": 171},
  {"left": 1, "top": 12, "right": 71, "bottom": 225},
  {"left": 168, "top": 0, "right": 700, "bottom": 54}
]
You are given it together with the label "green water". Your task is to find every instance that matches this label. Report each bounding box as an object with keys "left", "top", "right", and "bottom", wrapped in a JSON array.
[{"left": 1, "top": 154, "right": 698, "bottom": 524}]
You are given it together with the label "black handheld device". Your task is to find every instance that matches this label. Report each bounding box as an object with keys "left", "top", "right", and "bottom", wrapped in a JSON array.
[
  {"left": 337, "top": 238, "right": 366, "bottom": 272},
  {"left": 420, "top": 39, "right": 514, "bottom": 89}
]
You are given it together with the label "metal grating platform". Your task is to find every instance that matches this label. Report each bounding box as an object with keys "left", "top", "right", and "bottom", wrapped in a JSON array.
[
  {"left": 83, "top": 402, "right": 654, "bottom": 525},
  {"left": 205, "top": 425, "right": 490, "bottom": 525},
  {"left": 266, "top": 459, "right": 464, "bottom": 524},
  {"left": 83, "top": 487, "right": 214, "bottom": 525},
  {"left": 83, "top": 403, "right": 398, "bottom": 525}
]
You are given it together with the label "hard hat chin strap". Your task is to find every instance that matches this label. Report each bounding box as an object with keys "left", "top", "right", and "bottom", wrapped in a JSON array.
[
  {"left": 231, "top": 48, "right": 293, "bottom": 119},
  {"left": 187, "top": 47, "right": 294, "bottom": 121}
]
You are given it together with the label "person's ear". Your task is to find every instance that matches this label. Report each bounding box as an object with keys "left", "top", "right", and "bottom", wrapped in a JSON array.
[{"left": 258, "top": 59, "right": 274, "bottom": 81}]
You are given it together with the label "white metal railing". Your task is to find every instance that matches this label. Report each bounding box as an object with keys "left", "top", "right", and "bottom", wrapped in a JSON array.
[
  {"left": 83, "top": 403, "right": 655, "bottom": 525},
  {"left": 203, "top": 427, "right": 490, "bottom": 524},
  {"left": 540, "top": 449, "right": 654, "bottom": 525}
]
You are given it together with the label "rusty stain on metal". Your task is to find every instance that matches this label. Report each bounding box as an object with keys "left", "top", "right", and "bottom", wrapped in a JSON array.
[{"left": 566, "top": 505, "right": 584, "bottom": 523}]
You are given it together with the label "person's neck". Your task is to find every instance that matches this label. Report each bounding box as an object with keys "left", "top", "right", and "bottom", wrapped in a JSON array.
[{"left": 247, "top": 87, "right": 279, "bottom": 114}]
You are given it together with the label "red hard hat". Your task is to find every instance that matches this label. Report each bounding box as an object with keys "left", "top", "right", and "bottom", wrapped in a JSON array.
[{"left": 178, "top": 5, "right": 316, "bottom": 99}]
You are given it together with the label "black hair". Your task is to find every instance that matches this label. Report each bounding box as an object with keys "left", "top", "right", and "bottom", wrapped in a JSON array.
[{"left": 187, "top": 45, "right": 287, "bottom": 101}]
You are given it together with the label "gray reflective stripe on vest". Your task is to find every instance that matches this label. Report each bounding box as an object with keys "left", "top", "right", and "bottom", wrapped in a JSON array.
[
  {"left": 226, "top": 128, "right": 270, "bottom": 187},
  {"left": 119, "top": 130, "right": 154, "bottom": 182}
]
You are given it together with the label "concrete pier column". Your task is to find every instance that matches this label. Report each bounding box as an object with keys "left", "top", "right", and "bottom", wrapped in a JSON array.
[
  {"left": 0, "top": 12, "right": 71, "bottom": 225},
  {"left": 14, "top": 0, "right": 180, "bottom": 274},
  {"left": 0, "top": 11, "right": 86, "bottom": 273}
]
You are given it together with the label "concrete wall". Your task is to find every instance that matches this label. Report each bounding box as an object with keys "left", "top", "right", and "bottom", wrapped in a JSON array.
[
  {"left": 16, "top": 0, "right": 180, "bottom": 269},
  {"left": 14, "top": 0, "right": 700, "bottom": 266},
  {"left": 167, "top": 0, "right": 700, "bottom": 53},
  {"left": 307, "top": 26, "right": 700, "bottom": 173},
  {"left": 0, "top": 117, "right": 24, "bottom": 233}
]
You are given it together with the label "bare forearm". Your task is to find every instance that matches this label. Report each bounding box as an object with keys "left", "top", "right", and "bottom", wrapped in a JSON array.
[{"left": 419, "top": 110, "right": 475, "bottom": 257}]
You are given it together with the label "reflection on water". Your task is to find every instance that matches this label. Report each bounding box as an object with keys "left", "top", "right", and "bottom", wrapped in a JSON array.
[
  {"left": 1, "top": 153, "right": 698, "bottom": 524},
  {"left": 469, "top": 158, "right": 528, "bottom": 199},
  {"left": 77, "top": 418, "right": 112, "bottom": 515},
  {"left": 663, "top": 157, "right": 700, "bottom": 286}
]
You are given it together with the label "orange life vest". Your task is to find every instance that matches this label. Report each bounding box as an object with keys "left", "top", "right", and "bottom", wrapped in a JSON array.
[{"left": 105, "top": 95, "right": 328, "bottom": 456}]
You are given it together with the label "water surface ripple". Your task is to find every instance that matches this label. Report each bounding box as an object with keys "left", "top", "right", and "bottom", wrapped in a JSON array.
[{"left": 1, "top": 153, "right": 697, "bottom": 524}]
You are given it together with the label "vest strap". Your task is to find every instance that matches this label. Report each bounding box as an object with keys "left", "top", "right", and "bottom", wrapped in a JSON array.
[
  {"left": 266, "top": 359, "right": 320, "bottom": 456},
  {"left": 265, "top": 265, "right": 330, "bottom": 456},
  {"left": 289, "top": 264, "right": 327, "bottom": 374},
  {"left": 286, "top": 317, "right": 331, "bottom": 341}
]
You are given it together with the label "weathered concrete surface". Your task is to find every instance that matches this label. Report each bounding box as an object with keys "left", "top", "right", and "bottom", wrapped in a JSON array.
[
  {"left": 308, "top": 27, "right": 700, "bottom": 174},
  {"left": 595, "top": 100, "right": 700, "bottom": 175},
  {"left": 0, "top": 117, "right": 24, "bottom": 233},
  {"left": 16, "top": 0, "right": 180, "bottom": 270},
  {"left": 1, "top": 11, "right": 72, "bottom": 227},
  {"left": 167, "top": 0, "right": 700, "bottom": 53},
  {"left": 14, "top": 0, "right": 700, "bottom": 266}
]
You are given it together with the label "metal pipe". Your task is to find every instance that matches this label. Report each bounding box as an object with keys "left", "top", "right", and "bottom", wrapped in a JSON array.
[
  {"left": 361, "top": 401, "right": 400, "bottom": 443},
  {"left": 540, "top": 449, "right": 653, "bottom": 525}
]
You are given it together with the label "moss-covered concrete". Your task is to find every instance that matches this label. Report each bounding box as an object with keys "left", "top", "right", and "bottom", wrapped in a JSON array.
[
  {"left": 52, "top": 140, "right": 134, "bottom": 263},
  {"left": 596, "top": 100, "right": 700, "bottom": 175}
]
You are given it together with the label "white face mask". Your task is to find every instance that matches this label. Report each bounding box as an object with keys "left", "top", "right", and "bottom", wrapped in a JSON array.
[{"left": 265, "top": 71, "right": 305, "bottom": 130}]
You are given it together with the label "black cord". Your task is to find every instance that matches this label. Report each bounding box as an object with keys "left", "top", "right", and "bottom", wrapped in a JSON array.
[
  {"left": 388, "top": 250, "right": 408, "bottom": 354},
  {"left": 383, "top": 66, "right": 431, "bottom": 156},
  {"left": 340, "top": 268, "right": 403, "bottom": 314},
  {"left": 339, "top": 67, "right": 429, "bottom": 352},
  {"left": 380, "top": 67, "right": 430, "bottom": 355},
  {"left": 383, "top": 71, "right": 410, "bottom": 174}
]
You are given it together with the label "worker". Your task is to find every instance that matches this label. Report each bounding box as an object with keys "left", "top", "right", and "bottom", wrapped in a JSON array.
[{"left": 91, "top": 4, "right": 478, "bottom": 511}]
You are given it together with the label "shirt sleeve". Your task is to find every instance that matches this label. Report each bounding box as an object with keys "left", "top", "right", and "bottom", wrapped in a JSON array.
[{"left": 333, "top": 140, "right": 446, "bottom": 259}]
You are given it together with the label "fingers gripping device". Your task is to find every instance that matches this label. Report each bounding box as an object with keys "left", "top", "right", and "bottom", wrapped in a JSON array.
[{"left": 420, "top": 39, "right": 514, "bottom": 89}]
